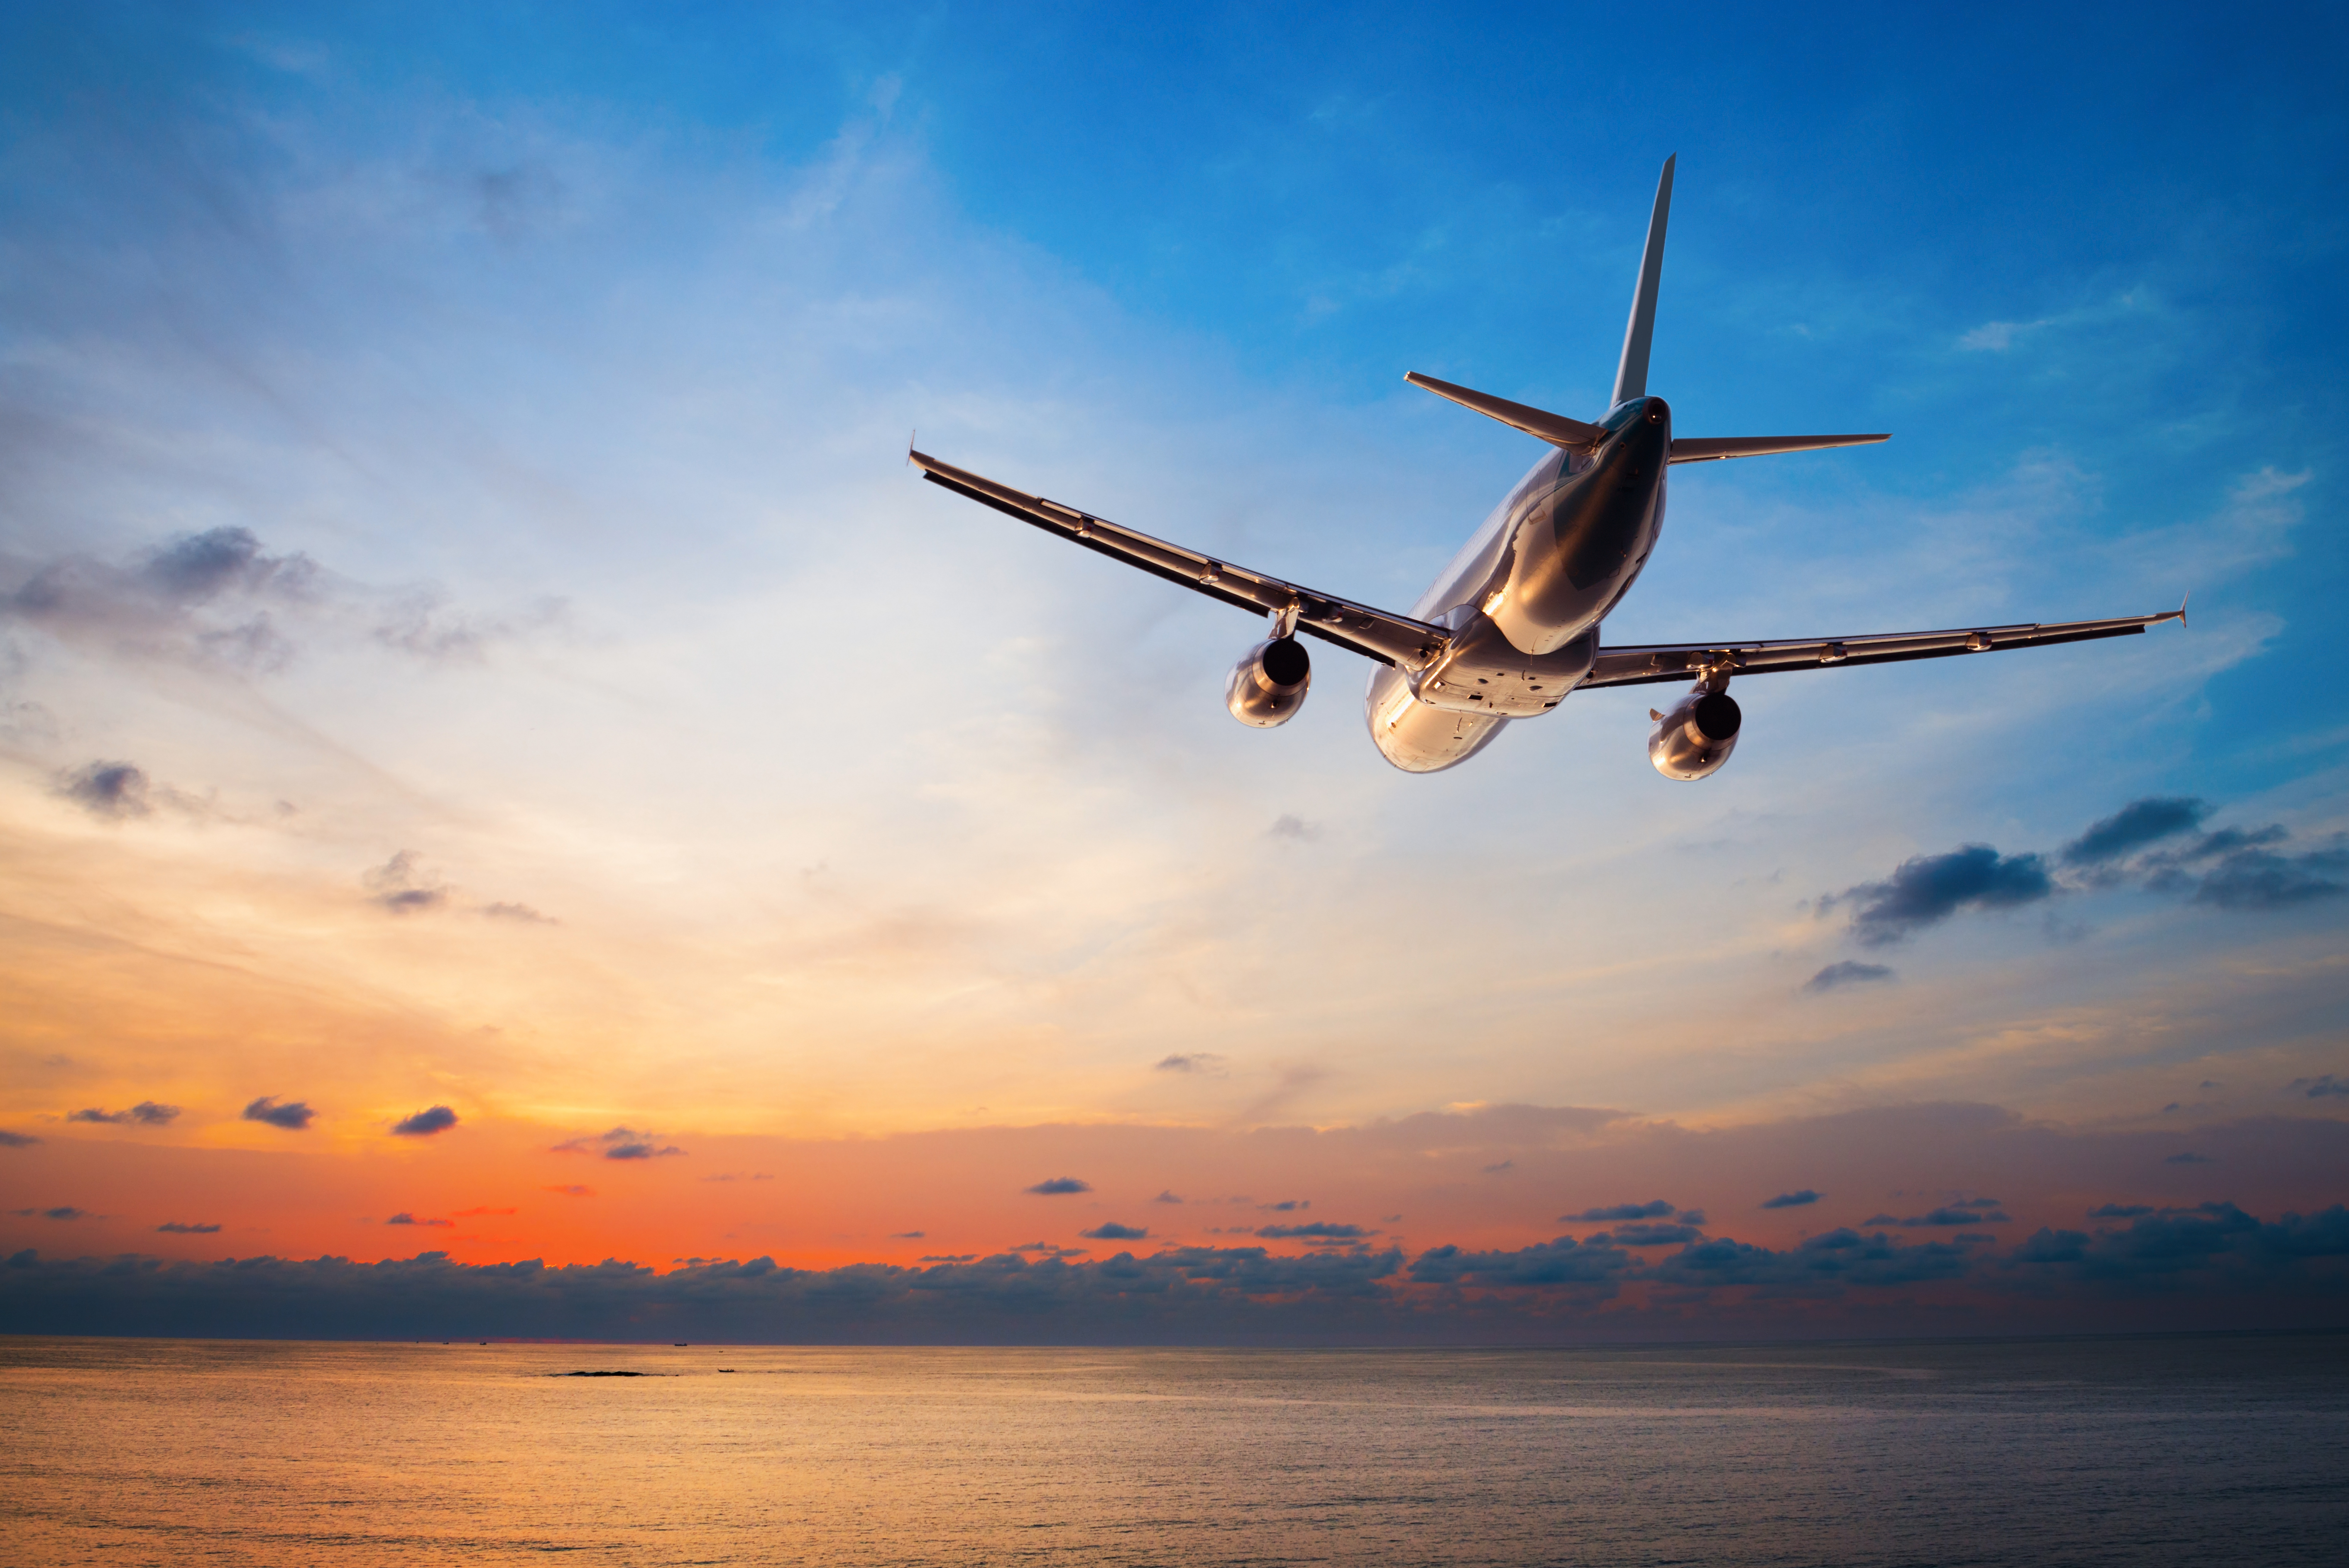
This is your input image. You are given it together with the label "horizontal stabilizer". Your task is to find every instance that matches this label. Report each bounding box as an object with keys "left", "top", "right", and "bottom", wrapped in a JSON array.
[
  {"left": 1669, "top": 434, "right": 1889, "bottom": 464},
  {"left": 1405, "top": 372, "right": 1606, "bottom": 449}
]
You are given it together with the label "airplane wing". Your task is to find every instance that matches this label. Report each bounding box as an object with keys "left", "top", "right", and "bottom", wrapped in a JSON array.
[
  {"left": 910, "top": 450, "right": 1448, "bottom": 670},
  {"left": 1581, "top": 610, "right": 2185, "bottom": 690}
]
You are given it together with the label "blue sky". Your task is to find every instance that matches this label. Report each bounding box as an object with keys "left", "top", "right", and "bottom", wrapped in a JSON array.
[{"left": 1, "top": 2, "right": 2345, "bottom": 1336}]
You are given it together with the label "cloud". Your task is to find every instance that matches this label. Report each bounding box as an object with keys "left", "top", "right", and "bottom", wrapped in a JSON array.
[
  {"left": 1257, "top": 1199, "right": 1308, "bottom": 1212},
  {"left": 1154, "top": 1054, "right": 1225, "bottom": 1074},
  {"left": 1409, "top": 1235, "right": 1634, "bottom": 1290},
  {"left": 1832, "top": 845, "right": 2054, "bottom": 946},
  {"left": 1481, "top": 1160, "right": 1513, "bottom": 1174},
  {"left": 481, "top": 901, "right": 557, "bottom": 923},
  {"left": 1152, "top": 1190, "right": 1184, "bottom": 1204},
  {"left": 1957, "top": 318, "right": 2052, "bottom": 352},
  {"left": 55, "top": 762, "right": 153, "bottom": 820},
  {"left": 2288, "top": 1075, "right": 2349, "bottom": 1099},
  {"left": 14, "top": 1207, "right": 91, "bottom": 1221},
  {"left": 1255, "top": 1222, "right": 1367, "bottom": 1240},
  {"left": 1081, "top": 1223, "right": 1148, "bottom": 1241},
  {"left": 890, "top": 1231, "right": 926, "bottom": 1239},
  {"left": 2089, "top": 1204, "right": 2154, "bottom": 1219},
  {"left": 390, "top": 1105, "right": 459, "bottom": 1138},
  {"left": 2062, "top": 798, "right": 2210, "bottom": 865},
  {"left": 1762, "top": 1190, "right": 1821, "bottom": 1209},
  {"left": 1595, "top": 1223, "right": 1704, "bottom": 1247},
  {"left": 1565, "top": 1201, "right": 1675, "bottom": 1222},
  {"left": 241, "top": 1096, "right": 315, "bottom": 1131},
  {"left": 1804, "top": 961, "right": 1894, "bottom": 993},
  {"left": 554, "top": 1127, "right": 684, "bottom": 1160},
  {"left": 543, "top": 1185, "right": 595, "bottom": 1197},
  {"left": 66, "top": 1101, "right": 181, "bottom": 1126},
  {"left": 1864, "top": 1206, "right": 2013, "bottom": 1227},
  {"left": 918, "top": 1254, "right": 977, "bottom": 1263},
  {"left": 363, "top": 851, "right": 449, "bottom": 914},
  {"left": 1025, "top": 1177, "right": 1091, "bottom": 1195},
  {"left": 452, "top": 1207, "right": 516, "bottom": 1217},
  {"left": 157, "top": 1221, "right": 222, "bottom": 1233},
  {"left": 5, "top": 1202, "right": 2346, "bottom": 1343},
  {"left": 2185, "top": 838, "right": 2349, "bottom": 910},
  {"left": 2, "top": 526, "right": 317, "bottom": 672},
  {"left": 0, "top": 1131, "right": 42, "bottom": 1148},
  {"left": 384, "top": 1213, "right": 453, "bottom": 1228},
  {"left": 2165, "top": 1152, "right": 2214, "bottom": 1165},
  {"left": 1268, "top": 814, "right": 1319, "bottom": 841}
]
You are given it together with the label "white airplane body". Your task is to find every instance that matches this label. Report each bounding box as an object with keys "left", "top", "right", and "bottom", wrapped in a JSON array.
[{"left": 913, "top": 158, "right": 2179, "bottom": 777}]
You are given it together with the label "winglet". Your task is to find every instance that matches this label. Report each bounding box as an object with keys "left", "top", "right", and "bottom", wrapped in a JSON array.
[
  {"left": 1611, "top": 156, "right": 1675, "bottom": 408},
  {"left": 2177, "top": 591, "right": 2189, "bottom": 629}
]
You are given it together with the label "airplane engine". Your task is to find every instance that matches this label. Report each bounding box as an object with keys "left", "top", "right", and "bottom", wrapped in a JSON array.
[
  {"left": 1226, "top": 636, "right": 1312, "bottom": 728},
  {"left": 1648, "top": 687, "right": 1741, "bottom": 779}
]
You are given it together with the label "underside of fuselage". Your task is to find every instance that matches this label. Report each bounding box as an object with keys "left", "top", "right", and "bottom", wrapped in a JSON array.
[{"left": 1365, "top": 398, "right": 1672, "bottom": 773}]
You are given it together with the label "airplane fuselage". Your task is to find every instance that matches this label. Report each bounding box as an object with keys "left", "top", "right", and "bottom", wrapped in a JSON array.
[{"left": 1365, "top": 397, "right": 1673, "bottom": 772}]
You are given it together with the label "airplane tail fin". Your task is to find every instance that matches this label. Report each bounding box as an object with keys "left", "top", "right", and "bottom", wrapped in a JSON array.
[{"left": 1611, "top": 156, "right": 1675, "bottom": 408}]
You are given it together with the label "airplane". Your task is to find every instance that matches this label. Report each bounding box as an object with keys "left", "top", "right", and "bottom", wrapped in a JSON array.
[{"left": 910, "top": 156, "right": 2182, "bottom": 777}]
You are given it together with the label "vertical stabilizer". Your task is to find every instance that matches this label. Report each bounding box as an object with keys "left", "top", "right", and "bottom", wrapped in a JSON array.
[{"left": 1610, "top": 156, "right": 1675, "bottom": 408}]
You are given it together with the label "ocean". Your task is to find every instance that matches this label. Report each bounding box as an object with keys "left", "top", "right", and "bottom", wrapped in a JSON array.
[{"left": 2, "top": 1333, "right": 2343, "bottom": 1565}]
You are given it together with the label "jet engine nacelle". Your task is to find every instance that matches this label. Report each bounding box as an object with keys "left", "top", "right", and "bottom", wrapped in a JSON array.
[
  {"left": 1226, "top": 636, "right": 1312, "bottom": 727},
  {"left": 1649, "top": 686, "right": 1741, "bottom": 779}
]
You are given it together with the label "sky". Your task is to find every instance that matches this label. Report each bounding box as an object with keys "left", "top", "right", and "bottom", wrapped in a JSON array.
[{"left": 2, "top": 1, "right": 2346, "bottom": 1341}]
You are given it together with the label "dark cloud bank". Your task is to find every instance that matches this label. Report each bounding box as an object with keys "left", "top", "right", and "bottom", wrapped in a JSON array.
[{"left": 5, "top": 1202, "right": 2341, "bottom": 1344}]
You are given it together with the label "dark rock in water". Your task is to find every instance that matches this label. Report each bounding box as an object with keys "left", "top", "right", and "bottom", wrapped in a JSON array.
[{"left": 556, "top": 1370, "right": 648, "bottom": 1377}]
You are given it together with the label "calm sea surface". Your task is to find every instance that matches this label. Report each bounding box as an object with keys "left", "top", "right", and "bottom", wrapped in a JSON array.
[{"left": 2, "top": 1334, "right": 2344, "bottom": 1566}]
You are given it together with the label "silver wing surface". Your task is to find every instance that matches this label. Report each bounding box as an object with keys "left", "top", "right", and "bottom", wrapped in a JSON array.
[
  {"left": 911, "top": 451, "right": 1447, "bottom": 670},
  {"left": 1582, "top": 611, "right": 2185, "bottom": 690}
]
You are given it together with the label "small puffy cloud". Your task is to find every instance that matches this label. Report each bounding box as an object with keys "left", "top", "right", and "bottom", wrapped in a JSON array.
[
  {"left": 1008, "top": 1241, "right": 1088, "bottom": 1259},
  {"left": 1256, "top": 1222, "right": 1367, "bottom": 1240},
  {"left": 544, "top": 1185, "right": 595, "bottom": 1197},
  {"left": 1081, "top": 1222, "right": 1148, "bottom": 1241},
  {"left": 2165, "top": 1152, "right": 2214, "bottom": 1165},
  {"left": 1832, "top": 845, "right": 2054, "bottom": 946},
  {"left": 1565, "top": 1200, "right": 1675, "bottom": 1222},
  {"left": 68, "top": 1101, "right": 181, "bottom": 1126},
  {"left": 1957, "top": 318, "right": 2050, "bottom": 352},
  {"left": 554, "top": 1127, "right": 684, "bottom": 1160},
  {"left": 1268, "top": 814, "right": 1319, "bottom": 841},
  {"left": 0, "top": 1130, "right": 42, "bottom": 1148},
  {"left": 363, "top": 851, "right": 449, "bottom": 914},
  {"left": 1152, "top": 1189, "right": 1184, "bottom": 1204},
  {"left": 384, "top": 1213, "right": 453, "bottom": 1228},
  {"left": 1481, "top": 1160, "right": 1514, "bottom": 1175},
  {"left": 1025, "top": 1177, "right": 1091, "bottom": 1195},
  {"left": 2288, "top": 1075, "right": 2349, "bottom": 1099},
  {"left": 1154, "top": 1053, "right": 1225, "bottom": 1074},
  {"left": 1805, "top": 961, "right": 1894, "bottom": 993},
  {"left": 2090, "top": 1204, "right": 2155, "bottom": 1219},
  {"left": 390, "top": 1106, "right": 459, "bottom": 1138},
  {"left": 918, "top": 1254, "right": 978, "bottom": 1263},
  {"left": 55, "top": 761, "right": 153, "bottom": 820},
  {"left": 242, "top": 1096, "right": 315, "bottom": 1131},
  {"left": 2062, "top": 797, "right": 2210, "bottom": 865},
  {"left": 157, "top": 1221, "right": 222, "bottom": 1233},
  {"left": 890, "top": 1231, "right": 926, "bottom": 1239},
  {"left": 1762, "top": 1190, "right": 1821, "bottom": 1209}
]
